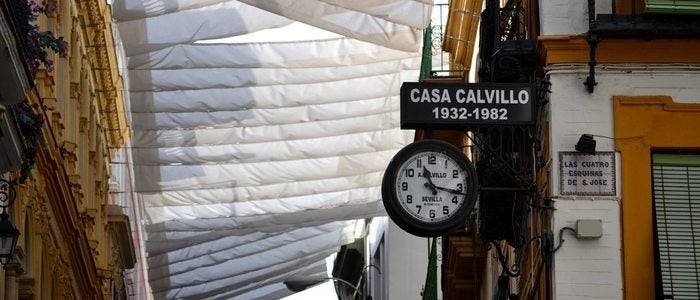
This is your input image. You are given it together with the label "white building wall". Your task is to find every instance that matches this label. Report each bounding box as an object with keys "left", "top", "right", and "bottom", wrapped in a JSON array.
[
  {"left": 386, "top": 220, "right": 430, "bottom": 300},
  {"left": 366, "top": 217, "right": 431, "bottom": 300},
  {"left": 538, "top": 0, "right": 612, "bottom": 35},
  {"left": 547, "top": 66, "right": 700, "bottom": 299}
]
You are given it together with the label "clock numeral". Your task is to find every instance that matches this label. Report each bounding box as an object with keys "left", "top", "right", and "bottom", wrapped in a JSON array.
[
  {"left": 453, "top": 170, "right": 459, "bottom": 178},
  {"left": 443, "top": 206, "right": 449, "bottom": 215},
  {"left": 428, "top": 155, "right": 436, "bottom": 165},
  {"left": 457, "top": 183, "right": 463, "bottom": 192},
  {"left": 429, "top": 209, "right": 436, "bottom": 218},
  {"left": 416, "top": 159, "right": 422, "bottom": 168},
  {"left": 406, "top": 195, "right": 412, "bottom": 203},
  {"left": 445, "top": 159, "right": 448, "bottom": 168},
  {"left": 416, "top": 205, "right": 422, "bottom": 214},
  {"left": 451, "top": 196, "right": 458, "bottom": 204},
  {"left": 401, "top": 182, "right": 408, "bottom": 191},
  {"left": 405, "top": 169, "right": 414, "bottom": 177}
]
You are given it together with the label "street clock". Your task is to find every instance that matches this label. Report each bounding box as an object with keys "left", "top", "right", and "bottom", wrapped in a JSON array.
[{"left": 381, "top": 140, "right": 478, "bottom": 237}]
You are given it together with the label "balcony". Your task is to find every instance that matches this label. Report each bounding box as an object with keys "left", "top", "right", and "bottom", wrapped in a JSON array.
[{"left": 588, "top": 0, "right": 700, "bottom": 39}]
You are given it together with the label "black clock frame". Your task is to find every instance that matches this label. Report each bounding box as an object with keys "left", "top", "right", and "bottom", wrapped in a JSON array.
[{"left": 381, "top": 139, "right": 479, "bottom": 237}]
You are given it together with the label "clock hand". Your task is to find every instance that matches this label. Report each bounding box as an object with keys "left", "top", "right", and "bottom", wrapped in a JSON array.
[
  {"left": 433, "top": 185, "right": 467, "bottom": 195},
  {"left": 422, "top": 167, "right": 438, "bottom": 195},
  {"left": 423, "top": 167, "right": 464, "bottom": 194},
  {"left": 422, "top": 167, "right": 436, "bottom": 187}
]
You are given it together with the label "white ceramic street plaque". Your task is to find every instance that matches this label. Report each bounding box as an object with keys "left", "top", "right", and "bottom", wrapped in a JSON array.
[{"left": 559, "top": 152, "right": 616, "bottom": 196}]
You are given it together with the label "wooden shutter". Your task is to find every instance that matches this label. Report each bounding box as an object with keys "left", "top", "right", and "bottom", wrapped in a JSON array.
[
  {"left": 652, "top": 154, "right": 700, "bottom": 299},
  {"left": 646, "top": 0, "right": 700, "bottom": 14}
]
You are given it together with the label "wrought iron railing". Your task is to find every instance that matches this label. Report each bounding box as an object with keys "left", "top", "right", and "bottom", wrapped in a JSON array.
[
  {"left": 588, "top": 0, "right": 700, "bottom": 37},
  {"left": 478, "top": 0, "right": 536, "bottom": 83},
  {"left": 583, "top": 0, "right": 700, "bottom": 92},
  {"left": 422, "top": 2, "right": 466, "bottom": 79},
  {"left": 466, "top": 0, "right": 550, "bottom": 282}
]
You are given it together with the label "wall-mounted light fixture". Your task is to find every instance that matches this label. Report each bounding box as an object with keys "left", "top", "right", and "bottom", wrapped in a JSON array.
[
  {"left": 575, "top": 134, "right": 597, "bottom": 154},
  {"left": 575, "top": 134, "right": 626, "bottom": 154},
  {"left": 0, "top": 179, "right": 19, "bottom": 265}
]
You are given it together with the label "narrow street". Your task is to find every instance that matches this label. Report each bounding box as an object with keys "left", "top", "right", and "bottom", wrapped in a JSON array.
[{"left": 0, "top": 0, "right": 699, "bottom": 299}]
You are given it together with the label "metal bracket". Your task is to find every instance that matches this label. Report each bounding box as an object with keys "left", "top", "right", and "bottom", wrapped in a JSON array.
[
  {"left": 465, "top": 132, "right": 535, "bottom": 190},
  {"left": 584, "top": 34, "right": 599, "bottom": 93}
]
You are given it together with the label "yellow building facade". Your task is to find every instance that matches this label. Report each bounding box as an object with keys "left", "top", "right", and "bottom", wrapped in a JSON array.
[
  {"left": 539, "top": 0, "right": 700, "bottom": 299},
  {"left": 0, "top": 0, "right": 134, "bottom": 298}
]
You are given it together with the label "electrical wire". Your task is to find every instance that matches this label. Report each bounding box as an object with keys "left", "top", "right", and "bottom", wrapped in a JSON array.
[{"left": 553, "top": 227, "right": 577, "bottom": 252}]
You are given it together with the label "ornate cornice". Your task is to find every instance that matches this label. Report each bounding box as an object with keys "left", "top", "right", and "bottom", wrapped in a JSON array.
[{"left": 539, "top": 35, "right": 700, "bottom": 65}]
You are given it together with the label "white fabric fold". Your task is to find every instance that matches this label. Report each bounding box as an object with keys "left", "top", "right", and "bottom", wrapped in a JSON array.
[
  {"left": 128, "top": 38, "right": 416, "bottom": 70},
  {"left": 155, "top": 250, "right": 335, "bottom": 298},
  {"left": 115, "top": 0, "right": 431, "bottom": 296},
  {"left": 149, "top": 231, "right": 350, "bottom": 291},
  {"left": 114, "top": 0, "right": 431, "bottom": 28},
  {"left": 114, "top": 0, "right": 430, "bottom": 52},
  {"left": 140, "top": 171, "right": 384, "bottom": 207},
  {"left": 130, "top": 96, "right": 399, "bottom": 130},
  {"left": 117, "top": 1, "right": 292, "bottom": 56},
  {"left": 128, "top": 72, "right": 412, "bottom": 113},
  {"left": 133, "top": 149, "right": 396, "bottom": 192},
  {"left": 144, "top": 219, "right": 348, "bottom": 253},
  {"left": 132, "top": 111, "right": 401, "bottom": 148},
  {"left": 128, "top": 129, "right": 411, "bottom": 165},
  {"left": 127, "top": 57, "right": 420, "bottom": 92},
  {"left": 148, "top": 225, "right": 356, "bottom": 282},
  {"left": 322, "top": 0, "right": 432, "bottom": 28},
  {"left": 147, "top": 221, "right": 352, "bottom": 267},
  {"left": 238, "top": 0, "right": 427, "bottom": 51},
  {"left": 145, "top": 201, "right": 384, "bottom": 232},
  {"left": 145, "top": 186, "right": 381, "bottom": 223}
]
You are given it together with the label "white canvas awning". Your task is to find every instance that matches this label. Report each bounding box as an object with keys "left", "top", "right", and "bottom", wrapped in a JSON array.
[{"left": 113, "top": 1, "right": 432, "bottom": 298}]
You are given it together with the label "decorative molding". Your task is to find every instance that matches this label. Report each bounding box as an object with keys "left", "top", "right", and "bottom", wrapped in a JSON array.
[
  {"left": 539, "top": 35, "right": 700, "bottom": 65},
  {"left": 4, "top": 262, "right": 24, "bottom": 277},
  {"left": 79, "top": 208, "right": 97, "bottom": 228},
  {"left": 6, "top": 0, "right": 134, "bottom": 298},
  {"left": 614, "top": 96, "right": 700, "bottom": 299},
  {"left": 70, "top": 82, "right": 80, "bottom": 99},
  {"left": 18, "top": 275, "right": 35, "bottom": 300}
]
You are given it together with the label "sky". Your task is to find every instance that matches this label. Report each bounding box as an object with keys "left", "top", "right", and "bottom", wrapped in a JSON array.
[
  {"left": 282, "top": 281, "right": 337, "bottom": 300},
  {"left": 281, "top": 254, "right": 338, "bottom": 299}
]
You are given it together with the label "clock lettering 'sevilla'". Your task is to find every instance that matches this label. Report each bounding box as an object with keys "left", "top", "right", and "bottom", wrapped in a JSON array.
[{"left": 382, "top": 140, "right": 478, "bottom": 237}]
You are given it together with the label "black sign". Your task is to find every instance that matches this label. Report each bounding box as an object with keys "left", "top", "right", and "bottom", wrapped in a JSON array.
[{"left": 400, "top": 82, "right": 534, "bottom": 129}]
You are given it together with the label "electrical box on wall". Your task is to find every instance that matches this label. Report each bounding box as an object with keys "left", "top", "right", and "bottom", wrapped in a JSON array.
[{"left": 576, "top": 219, "right": 603, "bottom": 239}]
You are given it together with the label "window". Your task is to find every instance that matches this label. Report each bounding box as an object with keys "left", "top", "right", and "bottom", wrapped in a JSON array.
[
  {"left": 370, "top": 236, "right": 385, "bottom": 300},
  {"left": 652, "top": 154, "right": 700, "bottom": 299}
]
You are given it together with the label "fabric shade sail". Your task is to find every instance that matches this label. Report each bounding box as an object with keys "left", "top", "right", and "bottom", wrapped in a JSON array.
[{"left": 113, "top": 1, "right": 431, "bottom": 298}]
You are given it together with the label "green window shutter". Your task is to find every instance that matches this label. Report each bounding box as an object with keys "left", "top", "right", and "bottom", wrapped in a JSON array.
[
  {"left": 652, "top": 154, "right": 700, "bottom": 299},
  {"left": 422, "top": 238, "right": 438, "bottom": 300},
  {"left": 419, "top": 22, "right": 433, "bottom": 81},
  {"left": 646, "top": 0, "right": 700, "bottom": 14}
]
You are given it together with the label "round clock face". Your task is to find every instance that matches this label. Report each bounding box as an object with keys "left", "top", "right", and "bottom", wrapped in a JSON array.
[
  {"left": 382, "top": 140, "right": 478, "bottom": 237},
  {"left": 395, "top": 151, "right": 469, "bottom": 223}
]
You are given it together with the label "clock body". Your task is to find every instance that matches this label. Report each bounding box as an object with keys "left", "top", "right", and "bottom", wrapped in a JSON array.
[{"left": 382, "top": 139, "right": 478, "bottom": 237}]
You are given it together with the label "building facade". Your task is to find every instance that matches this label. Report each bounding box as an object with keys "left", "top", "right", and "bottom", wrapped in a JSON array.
[
  {"left": 541, "top": 0, "right": 700, "bottom": 299},
  {"left": 0, "top": 0, "right": 136, "bottom": 298},
  {"left": 433, "top": 0, "right": 700, "bottom": 299}
]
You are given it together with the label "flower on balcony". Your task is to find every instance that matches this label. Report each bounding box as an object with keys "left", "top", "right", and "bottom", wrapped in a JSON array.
[
  {"left": 12, "top": 102, "right": 44, "bottom": 183},
  {"left": 18, "top": 0, "right": 68, "bottom": 76}
]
